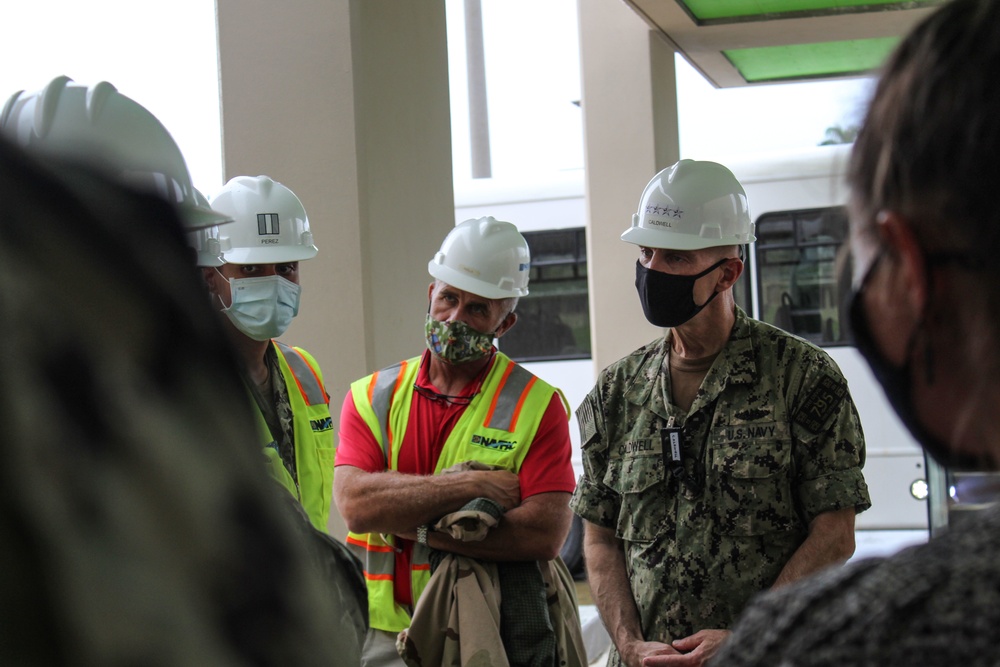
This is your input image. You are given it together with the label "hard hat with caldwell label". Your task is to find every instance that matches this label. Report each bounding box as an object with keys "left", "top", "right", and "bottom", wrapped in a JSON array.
[
  {"left": 211, "top": 175, "right": 318, "bottom": 264},
  {"left": 621, "top": 159, "right": 753, "bottom": 250},
  {"left": 428, "top": 216, "right": 530, "bottom": 299},
  {"left": 0, "top": 75, "right": 229, "bottom": 230}
]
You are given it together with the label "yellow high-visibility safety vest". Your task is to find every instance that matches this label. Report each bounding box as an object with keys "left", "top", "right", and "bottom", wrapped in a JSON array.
[
  {"left": 256, "top": 341, "right": 336, "bottom": 532},
  {"left": 346, "top": 352, "right": 567, "bottom": 632}
]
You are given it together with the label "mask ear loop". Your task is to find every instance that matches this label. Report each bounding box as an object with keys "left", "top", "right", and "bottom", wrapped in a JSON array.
[
  {"left": 212, "top": 266, "right": 234, "bottom": 311},
  {"left": 696, "top": 256, "right": 732, "bottom": 308},
  {"left": 920, "top": 250, "right": 954, "bottom": 386},
  {"left": 885, "top": 248, "right": 934, "bottom": 387},
  {"left": 922, "top": 269, "right": 935, "bottom": 385},
  {"left": 919, "top": 249, "right": 988, "bottom": 385}
]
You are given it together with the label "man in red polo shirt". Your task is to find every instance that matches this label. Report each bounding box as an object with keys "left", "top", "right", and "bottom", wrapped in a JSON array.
[{"left": 334, "top": 216, "right": 578, "bottom": 666}]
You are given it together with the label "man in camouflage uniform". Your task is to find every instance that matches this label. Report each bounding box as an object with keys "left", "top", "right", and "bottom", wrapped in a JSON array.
[{"left": 570, "top": 160, "right": 871, "bottom": 667}]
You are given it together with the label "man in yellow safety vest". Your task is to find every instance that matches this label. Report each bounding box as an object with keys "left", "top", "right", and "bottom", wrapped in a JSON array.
[
  {"left": 200, "top": 175, "right": 336, "bottom": 532},
  {"left": 335, "top": 216, "right": 581, "bottom": 666}
]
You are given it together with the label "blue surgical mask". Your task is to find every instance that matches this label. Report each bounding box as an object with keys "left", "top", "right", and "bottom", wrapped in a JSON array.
[{"left": 219, "top": 272, "right": 301, "bottom": 341}]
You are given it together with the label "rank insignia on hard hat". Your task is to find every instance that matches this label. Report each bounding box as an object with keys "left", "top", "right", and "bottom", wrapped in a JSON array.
[{"left": 258, "top": 213, "right": 280, "bottom": 235}]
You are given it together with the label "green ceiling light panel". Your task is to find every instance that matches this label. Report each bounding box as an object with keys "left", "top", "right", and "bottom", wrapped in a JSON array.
[
  {"left": 679, "top": 0, "right": 938, "bottom": 22},
  {"left": 725, "top": 37, "right": 898, "bottom": 82}
]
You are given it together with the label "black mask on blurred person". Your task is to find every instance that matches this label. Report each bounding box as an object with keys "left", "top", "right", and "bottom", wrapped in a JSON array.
[
  {"left": 635, "top": 258, "right": 727, "bottom": 328},
  {"left": 849, "top": 254, "right": 980, "bottom": 470}
]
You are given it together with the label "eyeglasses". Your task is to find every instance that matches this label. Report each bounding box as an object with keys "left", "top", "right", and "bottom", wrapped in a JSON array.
[{"left": 412, "top": 383, "right": 479, "bottom": 406}]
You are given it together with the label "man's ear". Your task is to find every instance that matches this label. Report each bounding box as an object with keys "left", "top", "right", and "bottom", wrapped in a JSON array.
[
  {"left": 202, "top": 267, "right": 219, "bottom": 295},
  {"left": 715, "top": 257, "right": 745, "bottom": 292},
  {"left": 876, "top": 211, "right": 928, "bottom": 316},
  {"left": 495, "top": 311, "right": 518, "bottom": 338}
]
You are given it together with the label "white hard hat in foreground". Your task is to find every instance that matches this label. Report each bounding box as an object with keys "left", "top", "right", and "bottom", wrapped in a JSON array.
[{"left": 1, "top": 75, "right": 229, "bottom": 230}]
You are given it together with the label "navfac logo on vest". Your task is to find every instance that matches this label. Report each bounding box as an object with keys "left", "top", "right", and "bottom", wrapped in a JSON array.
[{"left": 471, "top": 434, "right": 517, "bottom": 451}]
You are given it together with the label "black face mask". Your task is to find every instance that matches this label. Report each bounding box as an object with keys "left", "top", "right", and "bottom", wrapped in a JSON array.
[
  {"left": 849, "top": 254, "right": 981, "bottom": 470},
  {"left": 635, "top": 258, "right": 727, "bottom": 328}
]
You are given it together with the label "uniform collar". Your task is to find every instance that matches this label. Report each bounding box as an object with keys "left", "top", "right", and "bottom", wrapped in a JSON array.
[{"left": 624, "top": 306, "right": 758, "bottom": 420}]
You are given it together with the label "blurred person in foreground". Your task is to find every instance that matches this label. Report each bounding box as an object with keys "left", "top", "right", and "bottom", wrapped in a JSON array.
[
  {"left": 0, "top": 133, "right": 348, "bottom": 665},
  {"left": 712, "top": 1, "right": 1000, "bottom": 664},
  {"left": 0, "top": 76, "right": 363, "bottom": 664}
]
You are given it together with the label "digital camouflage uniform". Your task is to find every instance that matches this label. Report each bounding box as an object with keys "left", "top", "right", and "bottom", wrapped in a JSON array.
[{"left": 570, "top": 307, "right": 870, "bottom": 664}]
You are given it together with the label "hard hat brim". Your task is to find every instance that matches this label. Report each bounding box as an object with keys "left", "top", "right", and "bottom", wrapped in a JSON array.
[
  {"left": 620, "top": 225, "right": 754, "bottom": 250},
  {"left": 428, "top": 261, "right": 528, "bottom": 300},
  {"left": 223, "top": 244, "right": 318, "bottom": 265},
  {"left": 180, "top": 205, "right": 235, "bottom": 230}
]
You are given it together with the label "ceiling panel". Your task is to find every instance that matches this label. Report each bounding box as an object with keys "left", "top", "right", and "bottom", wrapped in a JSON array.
[
  {"left": 624, "top": 0, "right": 943, "bottom": 87},
  {"left": 724, "top": 36, "right": 899, "bottom": 82},
  {"left": 681, "top": 0, "right": 931, "bottom": 23}
]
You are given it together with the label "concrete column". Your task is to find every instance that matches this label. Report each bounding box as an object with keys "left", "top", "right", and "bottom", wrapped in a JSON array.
[
  {"left": 216, "top": 0, "right": 454, "bottom": 538},
  {"left": 577, "top": 0, "right": 680, "bottom": 374}
]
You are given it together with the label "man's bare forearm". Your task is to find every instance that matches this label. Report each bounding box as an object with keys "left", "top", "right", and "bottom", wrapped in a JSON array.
[
  {"left": 334, "top": 464, "right": 520, "bottom": 535},
  {"left": 772, "top": 506, "right": 856, "bottom": 588},
  {"left": 584, "top": 522, "right": 652, "bottom": 657},
  {"left": 410, "top": 491, "right": 572, "bottom": 562}
]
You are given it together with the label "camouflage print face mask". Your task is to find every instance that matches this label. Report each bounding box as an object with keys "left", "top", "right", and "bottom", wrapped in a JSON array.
[{"left": 424, "top": 314, "right": 495, "bottom": 365}]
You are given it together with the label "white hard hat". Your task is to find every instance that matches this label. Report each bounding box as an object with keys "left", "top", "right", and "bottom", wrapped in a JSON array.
[
  {"left": 428, "top": 216, "right": 530, "bottom": 299},
  {"left": 0, "top": 76, "right": 229, "bottom": 230},
  {"left": 187, "top": 189, "right": 226, "bottom": 267},
  {"left": 211, "top": 175, "right": 318, "bottom": 264},
  {"left": 622, "top": 159, "right": 754, "bottom": 250}
]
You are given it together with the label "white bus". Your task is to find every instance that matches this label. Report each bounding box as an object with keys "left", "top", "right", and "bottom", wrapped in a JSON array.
[{"left": 454, "top": 145, "right": 929, "bottom": 571}]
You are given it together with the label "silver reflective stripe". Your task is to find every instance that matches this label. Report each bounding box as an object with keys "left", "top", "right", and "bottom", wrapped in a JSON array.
[
  {"left": 274, "top": 342, "right": 325, "bottom": 406},
  {"left": 486, "top": 362, "right": 534, "bottom": 431},
  {"left": 346, "top": 540, "right": 366, "bottom": 563},
  {"left": 364, "top": 550, "right": 394, "bottom": 577},
  {"left": 412, "top": 543, "right": 431, "bottom": 567},
  {"left": 371, "top": 362, "right": 404, "bottom": 463},
  {"left": 346, "top": 539, "right": 395, "bottom": 576}
]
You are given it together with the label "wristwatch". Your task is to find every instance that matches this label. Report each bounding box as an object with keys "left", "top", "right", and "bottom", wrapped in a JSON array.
[{"left": 416, "top": 524, "right": 429, "bottom": 545}]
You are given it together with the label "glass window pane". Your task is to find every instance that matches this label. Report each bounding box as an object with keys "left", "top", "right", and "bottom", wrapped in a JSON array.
[
  {"left": 757, "top": 217, "right": 796, "bottom": 246},
  {"left": 755, "top": 207, "right": 852, "bottom": 347},
  {"left": 500, "top": 291, "right": 590, "bottom": 361},
  {"left": 501, "top": 228, "right": 591, "bottom": 362}
]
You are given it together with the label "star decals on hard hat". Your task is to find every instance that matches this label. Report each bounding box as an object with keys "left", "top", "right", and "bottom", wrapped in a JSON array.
[{"left": 645, "top": 205, "right": 684, "bottom": 218}]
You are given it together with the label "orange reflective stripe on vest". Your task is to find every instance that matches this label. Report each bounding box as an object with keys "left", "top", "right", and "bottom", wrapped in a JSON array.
[
  {"left": 484, "top": 362, "right": 537, "bottom": 431},
  {"left": 260, "top": 342, "right": 334, "bottom": 532},
  {"left": 275, "top": 341, "right": 329, "bottom": 406}
]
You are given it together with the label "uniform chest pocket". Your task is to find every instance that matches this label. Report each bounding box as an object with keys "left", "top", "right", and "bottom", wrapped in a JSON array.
[
  {"left": 711, "top": 440, "right": 800, "bottom": 536},
  {"left": 604, "top": 453, "right": 672, "bottom": 543}
]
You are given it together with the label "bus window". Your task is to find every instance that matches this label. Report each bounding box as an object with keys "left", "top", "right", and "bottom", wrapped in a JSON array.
[
  {"left": 499, "top": 228, "right": 591, "bottom": 362},
  {"left": 755, "top": 207, "right": 853, "bottom": 346}
]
